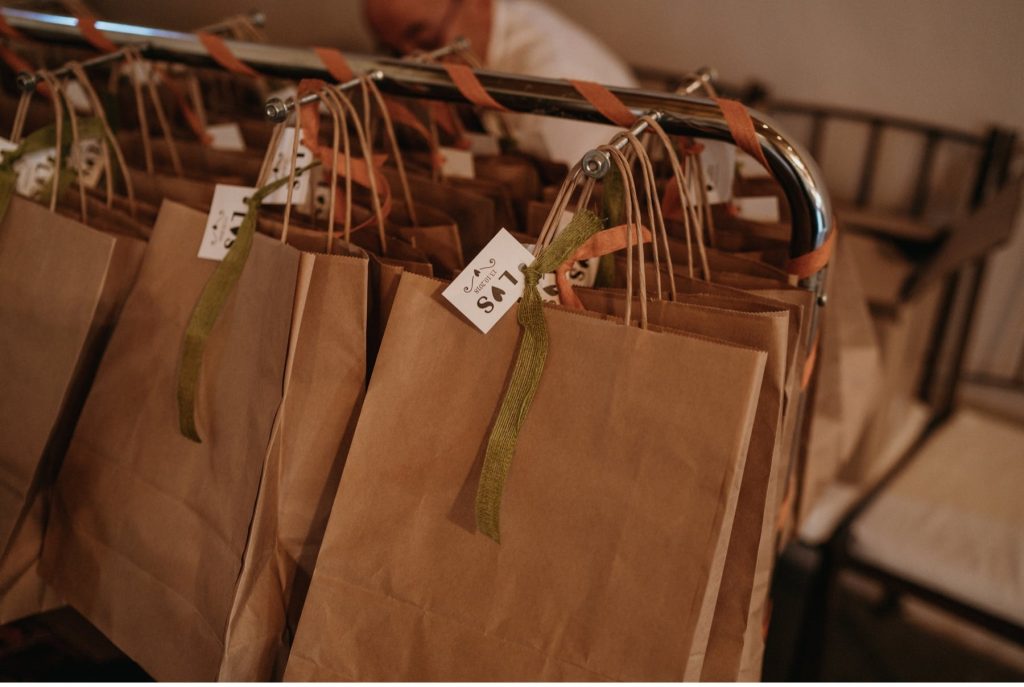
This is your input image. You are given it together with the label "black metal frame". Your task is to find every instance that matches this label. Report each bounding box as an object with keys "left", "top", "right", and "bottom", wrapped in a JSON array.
[{"left": 782, "top": 124, "right": 1022, "bottom": 680}]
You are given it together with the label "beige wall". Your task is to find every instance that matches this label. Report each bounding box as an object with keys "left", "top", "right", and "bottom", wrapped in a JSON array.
[
  {"left": 93, "top": 0, "right": 1023, "bottom": 378},
  {"left": 93, "top": 0, "right": 1024, "bottom": 130}
]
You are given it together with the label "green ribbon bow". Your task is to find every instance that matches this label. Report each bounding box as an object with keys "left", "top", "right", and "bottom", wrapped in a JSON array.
[
  {"left": 475, "top": 208, "right": 605, "bottom": 542},
  {"left": 177, "top": 164, "right": 318, "bottom": 442}
]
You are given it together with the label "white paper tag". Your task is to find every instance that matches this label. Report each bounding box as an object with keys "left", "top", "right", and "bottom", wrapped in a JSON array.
[
  {"left": 13, "top": 147, "right": 57, "bottom": 198},
  {"left": 120, "top": 61, "right": 160, "bottom": 85},
  {"left": 206, "top": 122, "right": 246, "bottom": 152},
  {"left": 442, "top": 228, "right": 535, "bottom": 333},
  {"left": 64, "top": 80, "right": 93, "bottom": 113},
  {"left": 0, "top": 137, "right": 17, "bottom": 157},
  {"left": 465, "top": 132, "right": 500, "bottom": 156},
  {"left": 700, "top": 140, "right": 736, "bottom": 203},
  {"left": 71, "top": 138, "right": 105, "bottom": 189},
  {"left": 198, "top": 184, "right": 256, "bottom": 261},
  {"left": 263, "top": 127, "right": 314, "bottom": 205},
  {"left": 733, "top": 196, "right": 780, "bottom": 223},
  {"left": 736, "top": 150, "right": 771, "bottom": 179},
  {"left": 439, "top": 146, "right": 475, "bottom": 179}
]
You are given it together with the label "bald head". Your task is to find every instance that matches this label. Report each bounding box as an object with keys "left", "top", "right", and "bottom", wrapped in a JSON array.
[{"left": 364, "top": 0, "right": 492, "bottom": 59}]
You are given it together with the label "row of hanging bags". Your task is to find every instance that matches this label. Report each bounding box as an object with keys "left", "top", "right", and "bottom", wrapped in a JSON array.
[
  {"left": 0, "top": 66, "right": 148, "bottom": 624},
  {"left": 283, "top": 110, "right": 771, "bottom": 678},
  {"left": 37, "top": 71, "right": 372, "bottom": 680}
]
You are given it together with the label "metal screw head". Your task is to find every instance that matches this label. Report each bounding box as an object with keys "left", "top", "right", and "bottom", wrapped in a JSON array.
[
  {"left": 696, "top": 66, "right": 719, "bottom": 84},
  {"left": 15, "top": 72, "right": 37, "bottom": 93},
  {"left": 817, "top": 294, "right": 828, "bottom": 307},
  {"left": 581, "top": 150, "right": 611, "bottom": 179},
  {"left": 264, "top": 97, "right": 289, "bottom": 123}
]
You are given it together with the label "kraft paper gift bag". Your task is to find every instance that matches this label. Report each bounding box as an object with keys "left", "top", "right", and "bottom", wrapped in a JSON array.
[
  {"left": 117, "top": 130, "right": 265, "bottom": 183},
  {"left": 127, "top": 166, "right": 218, "bottom": 211},
  {"left": 446, "top": 175, "right": 518, "bottom": 233},
  {"left": 561, "top": 213, "right": 791, "bottom": 679},
  {"left": 574, "top": 288, "right": 789, "bottom": 680},
  {"left": 383, "top": 167, "right": 496, "bottom": 257},
  {"left": 219, "top": 235, "right": 370, "bottom": 680},
  {"left": 0, "top": 196, "right": 143, "bottom": 623},
  {"left": 390, "top": 199, "right": 465, "bottom": 278},
  {"left": 39, "top": 198, "right": 299, "bottom": 680},
  {"left": 285, "top": 217, "right": 768, "bottom": 679}
]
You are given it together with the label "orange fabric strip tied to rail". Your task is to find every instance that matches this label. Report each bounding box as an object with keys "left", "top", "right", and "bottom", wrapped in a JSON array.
[
  {"left": 715, "top": 97, "right": 837, "bottom": 278},
  {"left": 787, "top": 227, "right": 836, "bottom": 279},
  {"left": 75, "top": 13, "right": 118, "bottom": 54},
  {"left": 0, "top": 13, "right": 25, "bottom": 40},
  {"left": 443, "top": 63, "right": 510, "bottom": 112},
  {"left": 714, "top": 97, "right": 771, "bottom": 171},
  {"left": 196, "top": 32, "right": 258, "bottom": 77},
  {"left": 313, "top": 46, "right": 355, "bottom": 82},
  {"left": 568, "top": 79, "right": 636, "bottom": 127}
]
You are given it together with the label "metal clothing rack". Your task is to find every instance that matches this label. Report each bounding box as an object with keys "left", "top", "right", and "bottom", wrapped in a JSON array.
[
  {"left": 0, "top": 8, "right": 833, "bottom": 260},
  {"left": 2, "top": 5, "right": 834, "bottom": 555}
]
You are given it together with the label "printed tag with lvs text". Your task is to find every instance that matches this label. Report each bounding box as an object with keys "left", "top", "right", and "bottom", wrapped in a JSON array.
[
  {"left": 442, "top": 228, "right": 535, "bottom": 333},
  {"left": 263, "top": 126, "right": 314, "bottom": 205},
  {"left": 71, "top": 138, "right": 106, "bottom": 189},
  {"left": 14, "top": 148, "right": 57, "bottom": 199},
  {"left": 525, "top": 239, "right": 599, "bottom": 303},
  {"left": 198, "top": 184, "right": 256, "bottom": 261}
]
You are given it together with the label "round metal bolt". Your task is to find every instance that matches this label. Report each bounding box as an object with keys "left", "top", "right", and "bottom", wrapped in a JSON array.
[
  {"left": 696, "top": 66, "right": 719, "bottom": 84},
  {"left": 264, "top": 97, "right": 289, "bottom": 123},
  {"left": 817, "top": 294, "right": 828, "bottom": 307},
  {"left": 16, "top": 72, "right": 37, "bottom": 93},
  {"left": 581, "top": 150, "right": 611, "bottom": 179}
]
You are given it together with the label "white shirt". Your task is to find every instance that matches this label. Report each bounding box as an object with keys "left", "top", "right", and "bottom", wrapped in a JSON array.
[{"left": 485, "top": 0, "right": 639, "bottom": 165}]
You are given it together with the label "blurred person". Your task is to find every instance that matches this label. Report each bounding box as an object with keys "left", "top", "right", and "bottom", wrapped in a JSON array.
[{"left": 364, "top": 0, "right": 639, "bottom": 165}]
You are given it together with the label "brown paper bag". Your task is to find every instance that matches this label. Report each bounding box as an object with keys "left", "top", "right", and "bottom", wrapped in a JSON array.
[
  {"left": 285, "top": 271, "right": 767, "bottom": 680},
  {"left": 127, "top": 166, "right": 218, "bottom": 211},
  {"left": 39, "top": 200, "right": 299, "bottom": 680},
  {"left": 574, "top": 289, "right": 789, "bottom": 680},
  {"left": 0, "top": 197, "right": 146, "bottom": 623},
  {"left": 117, "top": 131, "right": 265, "bottom": 183},
  {"left": 391, "top": 200, "right": 465, "bottom": 277},
  {"left": 218, "top": 239, "right": 369, "bottom": 680},
  {"left": 382, "top": 168, "right": 497, "bottom": 257}
]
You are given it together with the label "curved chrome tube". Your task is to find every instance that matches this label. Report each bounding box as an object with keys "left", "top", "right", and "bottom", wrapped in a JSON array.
[{"left": 1, "top": 7, "right": 832, "bottom": 260}]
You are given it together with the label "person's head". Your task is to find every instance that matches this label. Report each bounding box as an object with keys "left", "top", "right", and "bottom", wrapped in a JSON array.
[{"left": 364, "top": 0, "right": 493, "bottom": 59}]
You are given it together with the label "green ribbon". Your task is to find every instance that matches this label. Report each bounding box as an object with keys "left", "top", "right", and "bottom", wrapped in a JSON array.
[
  {"left": 595, "top": 164, "right": 624, "bottom": 288},
  {"left": 475, "top": 208, "right": 604, "bottom": 542},
  {"left": 177, "top": 164, "right": 318, "bottom": 442}
]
